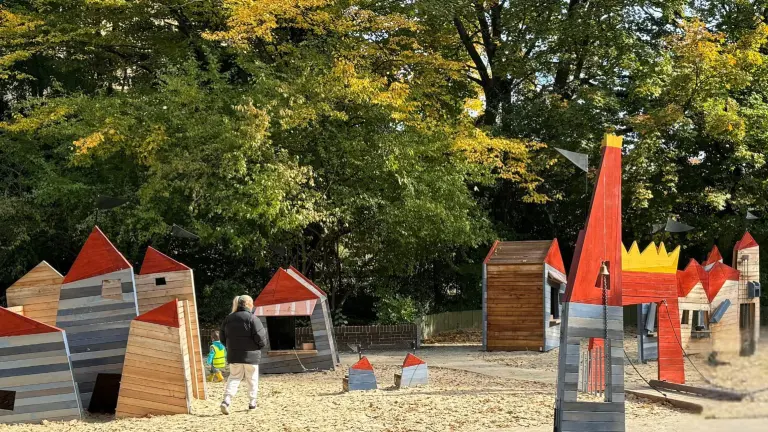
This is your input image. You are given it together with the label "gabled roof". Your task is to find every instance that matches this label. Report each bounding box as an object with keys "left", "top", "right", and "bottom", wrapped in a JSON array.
[
  {"left": 0, "top": 307, "right": 61, "bottom": 337},
  {"left": 351, "top": 356, "right": 374, "bottom": 371},
  {"left": 703, "top": 245, "right": 723, "bottom": 267},
  {"left": 677, "top": 259, "right": 739, "bottom": 302},
  {"left": 7, "top": 261, "right": 63, "bottom": 293},
  {"left": 135, "top": 299, "right": 180, "bottom": 328},
  {"left": 484, "top": 239, "right": 566, "bottom": 274},
  {"left": 63, "top": 226, "right": 131, "bottom": 284},
  {"left": 403, "top": 353, "right": 425, "bottom": 368},
  {"left": 734, "top": 231, "right": 758, "bottom": 251},
  {"left": 254, "top": 267, "right": 325, "bottom": 307},
  {"left": 139, "top": 247, "right": 191, "bottom": 275}
]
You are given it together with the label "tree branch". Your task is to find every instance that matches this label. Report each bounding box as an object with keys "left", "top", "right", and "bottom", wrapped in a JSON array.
[{"left": 453, "top": 16, "right": 490, "bottom": 85}]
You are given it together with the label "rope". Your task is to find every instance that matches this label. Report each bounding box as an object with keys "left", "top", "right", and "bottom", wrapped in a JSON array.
[
  {"left": 623, "top": 348, "right": 667, "bottom": 397},
  {"left": 292, "top": 348, "right": 319, "bottom": 373}
]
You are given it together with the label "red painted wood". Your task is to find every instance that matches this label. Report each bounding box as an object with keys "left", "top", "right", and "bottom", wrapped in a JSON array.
[
  {"left": 677, "top": 259, "right": 707, "bottom": 297},
  {"left": 288, "top": 266, "right": 326, "bottom": 297},
  {"left": 351, "top": 356, "right": 374, "bottom": 371},
  {"left": 139, "top": 247, "right": 190, "bottom": 275},
  {"left": 254, "top": 268, "right": 322, "bottom": 307},
  {"left": 483, "top": 240, "right": 500, "bottom": 265},
  {"left": 657, "top": 298, "right": 685, "bottom": 383},
  {"left": 402, "top": 353, "right": 425, "bottom": 368},
  {"left": 734, "top": 231, "right": 758, "bottom": 251},
  {"left": 621, "top": 272, "right": 677, "bottom": 304},
  {"left": 565, "top": 145, "right": 622, "bottom": 306},
  {"left": 135, "top": 299, "right": 180, "bottom": 328},
  {"left": 703, "top": 246, "right": 723, "bottom": 266},
  {"left": 0, "top": 307, "right": 61, "bottom": 336},
  {"left": 677, "top": 259, "right": 739, "bottom": 302},
  {"left": 63, "top": 226, "right": 131, "bottom": 284},
  {"left": 705, "top": 262, "right": 740, "bottom": 302},
  {"left": 545, "top": 239, "right": 567, "bottom": 275}
]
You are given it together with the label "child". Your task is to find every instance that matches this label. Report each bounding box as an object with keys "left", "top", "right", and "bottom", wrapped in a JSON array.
[{"left": 206, "top": 331, "right": 227, "bottom": 382}]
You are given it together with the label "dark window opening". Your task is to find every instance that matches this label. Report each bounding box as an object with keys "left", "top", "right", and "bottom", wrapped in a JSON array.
[
  {"left": 549, "top": 282, "right": 561, "bottom": 324},
  {"left": 691, "top": 310, "right": 710, "bottom": 339},
  {"left": 155, "top": 277, "right": 167, "bottom": 286},
  {"left": 88, "top": 373, "right": 121, "bottom": 414},
  {"left": 740, "top": 304, "right": 755, "bottom": 329},
  {"left": 681, "top": 310, "right": 690, "bottom": 325},
  {"left": 0, "top": 390, "right": 15, "bottom": 411},
  {"left": 267, "top": 316, "right": 296, "bottom": 350}
]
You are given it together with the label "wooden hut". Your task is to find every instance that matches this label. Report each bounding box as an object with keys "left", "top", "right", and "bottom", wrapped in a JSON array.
[
  {"left": 482, "top": 239, "right": 567, "bottom": 352},
  {"left": 0, "top": 308, "right": 82, "bottom": 424},
  {"left": 5, "top": 262, "right": 64, "bottom": 327},
  {"left": 56, "top": 226, "right": 139, "bottom": 410},
  {"left": 253, "top": 267, "right": 338, "bottom": 374},
  {"left": 115, "top": 300, "right": 193, "bottom": 418},
  {"left": 395, "top": 353, "right": 428, "bottom": 388},
  {"left": 734, "top": 232, "right": 760, "bottom": 355},
  {"left": 344, "top": 357, "right": 377, "bottom": 391},
  {"left": 135, "top": 247, "right": 206, "bottom": 399}
]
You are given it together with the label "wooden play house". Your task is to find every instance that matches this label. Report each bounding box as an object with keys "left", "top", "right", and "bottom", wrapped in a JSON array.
[
  {"left": 5, "top": 261, "right": 64, "bottom": 327},
  {"left": 135, "top": 247, "right": 206, "bottom": 399},
  {"left": 344, "top": 357, "right": 377, "bottom": 391},
  {"left": 115, "top": 300, "right": 193, "bottom": 418},
  {"left": 395, "top": 353, "right": 428, "bottom": 388},
  {"left": 56, "top": 226, "right": 139, "bottom": 410},
  {"left": 0, "top": 308, "right": 82, "bottom": 424},
  {"left": 253, "top": 266, "right": 338, "bottom": 374},
  {"left": 482, "top": 239, "right": 567, "bottom": 352}
]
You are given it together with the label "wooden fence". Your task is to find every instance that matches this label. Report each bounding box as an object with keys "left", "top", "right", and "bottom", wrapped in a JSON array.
[{"left": 417, "top": 310, "right": 482, "bottom": 341}]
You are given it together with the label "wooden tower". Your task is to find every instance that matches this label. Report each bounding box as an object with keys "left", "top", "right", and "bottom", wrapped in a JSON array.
[
  {"left": 135, "top": 247, "right": 206, "bottom": 400},
  {"left": 5, "top": 261, "right": 64, "bottom": 327},
  {"left": 734, "top": 232, "right": 760, "bottom": 355},
  {"left": 253, "top": 266, "right": 338, "bottom": 373},
  {"left": 56, "top": 226, "right": 139, "bottom": 410},
  {"left": 482, "top": 239, "right": 567, "bottom": 352},
  {"left": 0, "top": 308, "right": 82, "bottom": 424},
  {"left": 115, "top": 299, "right": 193, "bottom": 418}
]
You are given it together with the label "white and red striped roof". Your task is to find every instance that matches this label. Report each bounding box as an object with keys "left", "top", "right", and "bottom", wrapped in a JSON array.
[{"left": 253, "top": 267, "right": 326, "bottom": 316}]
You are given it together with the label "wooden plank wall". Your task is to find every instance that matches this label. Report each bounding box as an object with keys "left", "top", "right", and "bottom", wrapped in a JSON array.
[
  {"left": 398, "top": 364, "right": 428, "bottom": 388},
  {"left": 543, "top": 265, "right": 566, "bottom": 352},
  {"left": 0, "top": 331, "right": 82, "bottom": 424},
  {"left": 710, "top": 281, "right": 740, "bottom": 353},
  {"left": 134, "top": 269, "right": 206, "bottom": 400},
  {"left": 735, "top": 245, "right": 760, "bottom": 350},
  {"left": 678, "top": 284, "right": 711, "bottom": 354},
  {"left": 6, "top": 262, "right": 64, "bottom": 327},
  {"left": 115, "top": 306, "right": 192, "bottom": 418},
  {"left": 657, "top": 298, "right": 685, "bottom": 383},
  {"left": 56, "top": 268, "right": 138, "bottom": 409},
  {"left": 486, "top": 263, "right": 545, "bottom": 351}
]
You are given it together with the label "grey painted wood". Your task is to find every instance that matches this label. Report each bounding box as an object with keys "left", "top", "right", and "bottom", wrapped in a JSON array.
[
  {"left": 482, "top": 262, "right": 487, "bottom": 350},
  {"left": 399, "top": 364, "right": 428, "bottom": 388}
]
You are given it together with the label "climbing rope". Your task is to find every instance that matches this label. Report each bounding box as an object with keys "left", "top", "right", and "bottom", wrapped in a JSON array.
[{"left": 623, "top": 348, "right": 667, "bottom": 397}]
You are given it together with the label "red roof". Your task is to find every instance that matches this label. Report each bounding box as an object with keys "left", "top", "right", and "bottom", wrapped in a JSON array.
[
  {"left": 545, "top": 239, "right": 567, "bottom": 275},
  {"left": 63, "top": 226, "right": 131, "bottom": 284},
  {"left": 677, "top": 259, "right": 706, "bottom": 297},
  {"left": 135, "top": 299, "right": 180, "bottom": 328},
  {"left": 254, "top": 268, "right": 324, "bottom": 307},
  {"left": 351, "top": 356, "right": 374, "bottom": 371},
  {"left": 0, "top": 307, "right": 61, "bottom": 337},
  {"left": 288, "top": 266, "right": 326, "bottom": 297},
  {"left": 735, "top": 231, "right": 758, "bottom": 251},
  {"left": 483, "top": 240, "right": 500, "bottom": 264},
  {"left": 706, "top": 262, "right": 740, "bottom": 302},
  {"left": 677, "top": 259, "right": 739, "bottom": 302},
  {"left": 703, "top": 246, "right": 723, "bottom": 266},
  {"left": 139, "top": 247, "right": 190, "bottom": 275},
  {"left": 403, "top": 353, "right": 425, "bottom": 368}
]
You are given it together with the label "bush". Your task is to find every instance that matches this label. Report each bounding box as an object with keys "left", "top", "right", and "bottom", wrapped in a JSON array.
[{"left": 376, "top": 295, "right": 418, "bottom": 324}]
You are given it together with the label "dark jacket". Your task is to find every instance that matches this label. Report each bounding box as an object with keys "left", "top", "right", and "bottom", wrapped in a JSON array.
[{"left": 220, "top": 307, "right": 267, "bottom": 365}]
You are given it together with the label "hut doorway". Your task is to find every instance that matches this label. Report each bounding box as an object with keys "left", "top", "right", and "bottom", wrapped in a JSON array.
[
  {"left": 88, "top": 373, "right": 121, "bottom": 413},
  {"left": 266, "top": 316, "right": 297, "bottom": 350},
  {"left": 740, "top": 303, "right": 756, "bottom": 356}
]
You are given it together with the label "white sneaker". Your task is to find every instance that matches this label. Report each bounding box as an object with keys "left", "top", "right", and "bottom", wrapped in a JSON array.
[{"left": 220, "top": 402, "right": 230, "bottom": 415}]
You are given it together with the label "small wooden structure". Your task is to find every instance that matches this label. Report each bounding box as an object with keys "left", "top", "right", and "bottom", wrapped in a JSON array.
[
  {"left": 734, "top": 232, "right": 760, "bottom": 355},
  {"left": 0, "top": 308, "right": 82, "bottom": 424},
  {"left": 344, "top": 357, "right": 377, "bottom": 391},
  {"left": 135, "top": 247, "right": 206, "bottom": 400},
  {"left": 56, "top": 226, "right": 139, "bottom": 409},
  {"left": 5, "top": 261, "right": 64, "bottom": 327},
  {"left": 395, "top": 353, "right": 428, "bottom": 388},
  {"left": 482, "top": 239, "right": 567, "bottom": 352},
  {"left": 253, "top": 266, "right": 338, "bottom": 374},
  {"left": 115, "top": 300, "right": 193, "bottom": 418}
]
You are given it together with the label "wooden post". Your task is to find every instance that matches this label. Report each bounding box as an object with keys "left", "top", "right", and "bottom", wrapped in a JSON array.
[{"left": 183, "top": 300, "right": 200, "bottom": 399}]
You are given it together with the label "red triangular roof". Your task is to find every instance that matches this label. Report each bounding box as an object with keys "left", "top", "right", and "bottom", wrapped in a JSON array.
[
  {"left": 677, "top": 259, "right": 705, "bottom": 297},
  {"left": 0, "top": 307, "right": 61, "bottom": 337},
  {"left": 63, "top": 226, "right": 131, "bottom": 284},
  {"left": 545, "top": 239, "right": 567, "bottom": 275},
  {"left": 703, "top": 245, "right": 723, "bottom": 266},
  {"left": 735, "top": 232, "right": 758, "bottom": 251},
  {"left": 254, "top": 268, "right": 323, "bottom": 307},
  {"left": 288, "top": 266, "right": 326, "bottom": 297},
  {"left": 135, "top": 299, "right": 180, "bottom": 328},
  {"left": 403, "top": 353, "right": 425, "bottom": 368},
  {"left": 705, "top": 262, "right": 740, "bottom": 302},
  {"left": 139, "top": 247, "right": 191, "bottom": 275},
  {"left": 676, "top": 259, "right": 739, "bottom": 302},
  {"left": 351, "top": 356, "right": 374, "bottom": 371}
]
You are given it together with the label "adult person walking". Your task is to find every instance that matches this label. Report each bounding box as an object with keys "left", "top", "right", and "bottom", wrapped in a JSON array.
[{"left": 219, "top": 294, "right": 267, "bottom": 414}]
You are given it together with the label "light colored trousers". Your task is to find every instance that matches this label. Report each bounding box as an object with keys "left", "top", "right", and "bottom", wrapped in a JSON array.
[{"left": 223, "top": 363, "right": 259, "bottom": 406}]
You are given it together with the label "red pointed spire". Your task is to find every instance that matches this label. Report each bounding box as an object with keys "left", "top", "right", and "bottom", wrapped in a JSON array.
[
  {"left": 735, "top": 232, "right": 758, "bottom": 251},
  {"left": 0, "top": 307, "right": 61, "bottom": 337},
  {"left": 545, "top": 239, "right": 567, "bottom": 275},
  {"left": 403, "top": 353, "right": 426, "bottom": 368},
  {"left": 351, "top": 356, "right": 374, "bottom": 371},
  {"left": 135, "top": 299, "right": 180, "bottom": 328},
  {"left": 703, "top": 246, "right": 723, "bottom": 266},
  {"left": 63, "top": 226, "right": 131, "bottom": 284},
  {"left": 139, "top": 247, "right": 190, "bottom": 275}
]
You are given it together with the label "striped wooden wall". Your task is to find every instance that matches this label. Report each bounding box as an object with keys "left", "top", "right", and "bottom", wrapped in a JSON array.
[
  {"left": 735, "top": 243, "right": 760, "bottom": 350},
  {"left": 135, "top": 269, "right": 206, "bottom": 400},
  {"left": 543, "top": 265, "right": 566, "bottom": 352},
  {"left": 56, "top": 268, "right": 138, "bottom": 409},
  {"left": 6, "top": 262, "right": 63, "bottom": 327},
  {"left": 485, "top": 263, "right": 546, "bottom": 351},
  {"left": 115, "top": 302, "right": 192, "bottom": 418},
  {"left": 258, "top": 298, "right": 337, "bottom": 374},
  {"left": 710, "top": 280, "right": 740, "bottom": 353},
  {"left": 678, "top": 284, "right": 711, "bottom": 354},
  {"left": 0, "top": 331, "right": 82, "bottom": 424}
]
